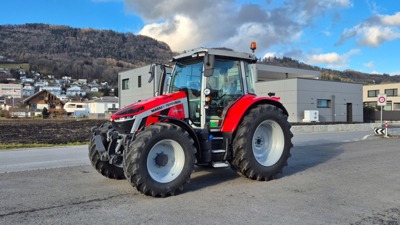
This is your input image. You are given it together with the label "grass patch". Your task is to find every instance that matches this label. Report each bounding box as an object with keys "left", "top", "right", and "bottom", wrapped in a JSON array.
[
  {"left": 0, "top": 63, "right": 30, "bottom": 71},
  {"left": 0, "top": 142, "right": 89, "bottom": 150}
]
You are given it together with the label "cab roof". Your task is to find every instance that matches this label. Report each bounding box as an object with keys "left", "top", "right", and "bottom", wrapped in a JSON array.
[{"left": 172, "top": 48, "right": 257, "bottom": 63}]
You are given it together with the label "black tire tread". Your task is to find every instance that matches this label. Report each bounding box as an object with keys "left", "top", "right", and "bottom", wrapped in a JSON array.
[
  {"left": 123, "top": 122, "right": 196, "bottom": 197},
  {"left": 231, "top": 104, "right": 293, "bottom": 181}
]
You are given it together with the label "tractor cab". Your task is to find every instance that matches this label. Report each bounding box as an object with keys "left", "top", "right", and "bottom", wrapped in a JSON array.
[{"left": 161, "top": 48, "right": 258, "bottom": 130}]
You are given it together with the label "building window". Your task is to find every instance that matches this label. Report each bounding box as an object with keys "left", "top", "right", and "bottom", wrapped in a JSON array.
[
  {"left": 385, "top": 88, "right": 398, "bottom": 97},
  {"left": 382, "top": 101, "right": 392, "bottom": 111},
  {"left": 317, "top": 99, "right": 331, "bottom": 108},
  {"left": 138, "top": 76, "right": 142, "bottom": 88},
  {"left": 394, "top": 103, "right": 400, "bottom": 111},
  {"left": 364, "top": 101, "right": 377, "bottom": 108},
  {"left": 367, "top": 90, "right": 379, "bottom": 97},
  {"left": 122, "top": 79, "right": 129, "bottom": 90}
]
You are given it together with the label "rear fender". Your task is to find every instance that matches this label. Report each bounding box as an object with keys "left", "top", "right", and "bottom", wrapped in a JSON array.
[{"left": 221, "top": 94, "right": 288, "bottom": 134}]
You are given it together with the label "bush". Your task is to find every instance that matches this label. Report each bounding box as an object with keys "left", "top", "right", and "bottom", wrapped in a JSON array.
[{"left": 0, "top": 110, "right": 10, "bottom": 118}]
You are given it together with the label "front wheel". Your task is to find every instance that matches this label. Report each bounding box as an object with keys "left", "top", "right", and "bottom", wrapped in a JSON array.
[
  {"left": 231, "top": 104, "right": 293, "bottom": 181},
  {"left": 123, "top": 123, "right": 196, "bottom": 197}
]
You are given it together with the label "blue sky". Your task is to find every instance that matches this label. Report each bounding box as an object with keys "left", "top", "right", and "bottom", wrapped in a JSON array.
[{"left": 1, "top": 0, "right": 399, "bottom": 75}]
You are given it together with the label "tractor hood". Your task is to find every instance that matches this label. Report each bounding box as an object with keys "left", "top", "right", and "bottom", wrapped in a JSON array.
[{"left": 110, "top": 91, "right": 188, "bottom": 124}]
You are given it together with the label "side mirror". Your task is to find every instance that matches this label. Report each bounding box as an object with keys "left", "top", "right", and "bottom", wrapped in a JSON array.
[
  {"left": 204, "top": 54, "right": 215, "bottom": 77},
  {"left": 148, "top": 64, "right": 155, "bottom": 83}
]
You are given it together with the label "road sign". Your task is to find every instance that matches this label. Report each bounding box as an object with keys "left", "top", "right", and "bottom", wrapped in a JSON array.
[
  {"left": 374, "top": 128, "right": 385, "bottom": 135},
  {"left": 377, "top": 94, "right": 387, "bottom": 106}
]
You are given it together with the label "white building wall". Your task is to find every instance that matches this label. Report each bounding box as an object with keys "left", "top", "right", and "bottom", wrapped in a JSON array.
[
  {"left": 64, "top": 102, "right": 89, "bottom": 117},
  {"left": 88, "top": 101, "right": 119, "bottom": 114},
  {"left": 0, "top": 84, "right": 22, "bottom": 98},
  {"left": 256, "top": 79, "right": 298, "bottom": 121},
  {"left": 118, "top": 65, "right": 172, "bottom": 108},
  {"left": 256, "top": 78, "right": 363, "bottom": 123}
]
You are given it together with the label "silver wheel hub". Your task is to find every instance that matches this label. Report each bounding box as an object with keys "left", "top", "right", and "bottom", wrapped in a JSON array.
[
  {"left": 252, "top": 120, "right": 285, "bottom": 166},
  {"left": 147, "top": 139, "right": 185, "bottom": 183}
]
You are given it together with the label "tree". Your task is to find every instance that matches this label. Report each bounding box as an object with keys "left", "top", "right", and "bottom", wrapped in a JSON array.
[
  {"left": 113, "top": 87, "right": 118, "bottom": 97},
  {"left": 42, "top": 107, "right": 50, "bottom": 119},
  {"left": 102, "top": 87, "right": 110, "bottom": 96}
]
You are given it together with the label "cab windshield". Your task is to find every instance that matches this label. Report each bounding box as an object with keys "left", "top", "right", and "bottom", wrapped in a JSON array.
[
  {"left": 169, "top": 60, "right": 203, "bottom": 94},
  {"left": 169, "top": 59, "right": 203, "bottom": 125}
]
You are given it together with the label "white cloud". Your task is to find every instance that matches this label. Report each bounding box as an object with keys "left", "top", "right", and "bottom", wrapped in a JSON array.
[
  {"left": 126, "top": 0, "right": 352, "bottom": 52},
  {"left": 336, "top": 0, "right": 352, "bottom": 7},
  {"left": 358, "top": 26, "right": 400, "bottom": 46},
  {"left": 307, "top": 52, "right": 341, "bottom": 64},
  {"left": 305, "top": 49, "right": 360, "bottom": 68},
  {"left": 139, "top": 15, "right": 201, "bottom": 52},
  {"left": 363, "top": 61, "right": 374, "bottom": 69},
  {"left": 338, "top": 12, "right": 400, "bottom": 47},
  {"left": 370, "top": 70, "right": 380, "bottom": 74},
  {"left": 322, "top": 30, "right": 332, "bottom": 36},
  {"left": 263, "top": 52, "right": 278, "bottom": 59},
  {"left": 389, "top": 71, "right": 400, "bottom": 75},
  {"left": 379, "top": 12, "right": 400, "bottom": 26}
]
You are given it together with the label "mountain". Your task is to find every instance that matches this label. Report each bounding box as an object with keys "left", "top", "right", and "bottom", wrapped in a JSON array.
[
  {"left": 260, "top": 56, "right": 400, "bottom": 85},
  {"left": 0, "top": 23, "right": 173, "bottom": 85}
]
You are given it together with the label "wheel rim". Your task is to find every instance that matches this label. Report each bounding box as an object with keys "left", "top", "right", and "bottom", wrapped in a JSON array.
[
  {"left": 252, "top": 120, "right": 285, "bottom": 166},
  {"left": 147, "top": 139, "right": 185, "bottom": 183}
]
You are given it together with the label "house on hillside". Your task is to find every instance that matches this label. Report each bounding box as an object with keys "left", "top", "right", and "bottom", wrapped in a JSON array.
[
  {"left": 41, "top": 86, "right": 62, "bottom": 96},
  {"left": 22, "top": 85, "right": 35, "bottom": 97},
  {"left": 66, "top": 85, "right": 86, "bottom": 97},
  {"left": 24, "top": 90, "right": 66, "bottom": 117},
  {"left": 64, "top": 101, "right": 89, "bottom": 117},
  {"left": 87, "top": 96, "right": 119, "bottom": 119}
]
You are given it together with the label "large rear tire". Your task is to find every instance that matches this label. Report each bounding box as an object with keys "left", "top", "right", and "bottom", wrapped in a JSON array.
[
  {"left": 231, "top": 104, "right": 293, "bottom": 181},
  {"left": 88, "top": 122, "right": 125, "bottom": 180},
  {"left": 123, "top": 123, "right": 196, "bottom": 197}
]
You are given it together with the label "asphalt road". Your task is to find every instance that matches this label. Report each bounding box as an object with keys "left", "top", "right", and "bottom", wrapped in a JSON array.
[{"left": 0, "top": 131, "right": 399, "bottom": 225}]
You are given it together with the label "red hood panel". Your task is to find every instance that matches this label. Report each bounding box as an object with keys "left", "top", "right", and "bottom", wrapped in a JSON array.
[{"left": 110, "top": 91, "right": 187, "bottom": 121}]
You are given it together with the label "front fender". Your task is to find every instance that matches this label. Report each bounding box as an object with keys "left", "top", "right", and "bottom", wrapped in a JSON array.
[{"left": 220, "top": 94, "right": 288, "bottom": 133}]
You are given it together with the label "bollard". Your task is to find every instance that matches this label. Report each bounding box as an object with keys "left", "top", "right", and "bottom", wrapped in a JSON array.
[{"left": 385, "top": 121, "right": 388, "bottom": 137}]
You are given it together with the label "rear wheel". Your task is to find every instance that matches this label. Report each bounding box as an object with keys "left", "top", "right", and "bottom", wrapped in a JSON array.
[
  {"left": 231, "top": 104, "right": 293, "bottom": 181},
  {"left": 88, "top": 122, "right": 125, "bottom": 180},
  {"left": 123, "top": 123, "right": 196, "bottom": 197}
]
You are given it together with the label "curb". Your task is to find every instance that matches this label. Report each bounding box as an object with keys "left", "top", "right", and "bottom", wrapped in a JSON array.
[{"left": 292, "top": 123, "right": 383, "bottom": 135}]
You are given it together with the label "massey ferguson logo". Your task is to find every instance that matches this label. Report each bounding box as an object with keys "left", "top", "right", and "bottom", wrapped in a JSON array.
[
  {"left": 151, "top": 105, "right": 165, "bottom": 113},
  {"left": 150, "top": 100, "right": 182, "bottom": 113}
]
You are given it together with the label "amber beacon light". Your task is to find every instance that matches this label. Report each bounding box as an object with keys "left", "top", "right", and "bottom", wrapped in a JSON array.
[{"left": 250, "top": 42, "right": 257, "bottom": 53}]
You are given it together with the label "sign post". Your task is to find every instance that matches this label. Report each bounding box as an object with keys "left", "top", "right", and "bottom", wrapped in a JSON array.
[{"left": 377, "top": 94, "right": 387, "bottom": 126}]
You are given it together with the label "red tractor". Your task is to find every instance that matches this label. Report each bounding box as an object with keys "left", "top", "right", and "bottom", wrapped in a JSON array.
[{"left": 89, "top": 44, "right": 293, "bottom": 197}]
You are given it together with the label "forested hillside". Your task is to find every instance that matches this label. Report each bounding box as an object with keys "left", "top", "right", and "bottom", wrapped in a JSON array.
[{"left": 0, "top": 23, "right": 173, "bottom": 85}]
